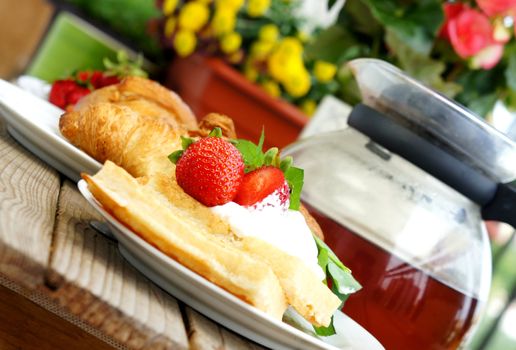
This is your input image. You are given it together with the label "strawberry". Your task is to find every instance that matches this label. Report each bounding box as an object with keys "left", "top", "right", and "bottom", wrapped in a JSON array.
[
  {"left": 175, "top": 137, "right": 245, "bottom": 206},
  {"left": 66, "top": 86, "right": 91, "bottom": 105},
  {"left": 234, "top": 166, "right": 287, "bottom": 207},
  {"left": 96, "top": 74, "right": 120, "bottom": 88},
  {"left": 49, "top": 80, "right": 87, "bottom": 109}
]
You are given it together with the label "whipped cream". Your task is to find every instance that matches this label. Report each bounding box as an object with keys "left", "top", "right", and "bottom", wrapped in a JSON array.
[{"left": 210, "top": 202, "right": 325, "bottom": 280}]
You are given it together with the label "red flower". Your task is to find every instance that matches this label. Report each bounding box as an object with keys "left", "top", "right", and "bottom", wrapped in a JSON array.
[
  {"left": 477, "top": 0, "right": 516, "bottom": 17},
  {"left": 439, "top": 3, "right": 468, "bottom": 40},
  {"left": 448, "top": 8, "right": 496, "bottom": 58},
  {"left": 471, "top": 44, "right": 505, "bottom": 69}
]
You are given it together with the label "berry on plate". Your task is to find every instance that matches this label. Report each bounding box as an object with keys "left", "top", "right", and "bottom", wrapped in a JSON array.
[
  {"left": 174, "top": 136, "right": 245, "bottom": 206},
  {"left": 234, "top": 166, "right": 288, "bottom": 207}
]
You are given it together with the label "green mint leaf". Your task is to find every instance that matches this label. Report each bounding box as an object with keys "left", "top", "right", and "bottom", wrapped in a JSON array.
[
  {"left": 285, "top": 166, "right": 303, "bottom": 210},
  {"left": 328, "top": 261, "right": 362, "bottom": 297},
  {"left": 181, "top": 136, "right": 194, "bottom": 150},
  {"left": 317, "top": 248, "right": 329, "bottom": 281},
  {"left": 233, "top": 139, "right": 265, "bottom": 173},
  {"left": 168, "top": 150, "right": 183, "bottom": 164},
  {"left": 313, "top": 234, "right": 350, "bottom": 272},
  {"left": 208, "top": 127, "right": 223, "bottom": 137},
  {"left": 313, "top": 316, "right": 336, "bottom": 336}
]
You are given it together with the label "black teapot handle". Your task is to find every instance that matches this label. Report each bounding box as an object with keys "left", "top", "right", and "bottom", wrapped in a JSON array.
[
  {"left": 481, "top": 183, "right": 516, "bottom": 228},
  {"left": 348, "top": 103, "right": 516, "bottom": 228}
]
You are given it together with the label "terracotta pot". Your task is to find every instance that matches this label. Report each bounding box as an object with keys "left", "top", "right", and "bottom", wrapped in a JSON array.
[{"left": 166, "top": 55, "right": 308, "bottom": 149}]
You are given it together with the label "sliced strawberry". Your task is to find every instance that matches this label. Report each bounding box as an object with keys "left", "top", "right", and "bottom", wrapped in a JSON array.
[
  {"left": 251, "top": 181, "right": 290, "bottom": 210},
  {"left": 234, "top": 166, "right": 286, "bottom": 207},
  {"left": 175, "top": 137, "right": 245, "bottom": 206}
]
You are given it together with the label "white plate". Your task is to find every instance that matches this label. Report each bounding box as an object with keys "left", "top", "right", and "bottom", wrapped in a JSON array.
[
  {"left": 78, "top": 180, "right": 384, "bottom": 350},
  {"left": 0, "top": 79, "right": 101, "bottom": 181},
  {"left": 0, "top": 77, "right": 383, "bottom": 349}
]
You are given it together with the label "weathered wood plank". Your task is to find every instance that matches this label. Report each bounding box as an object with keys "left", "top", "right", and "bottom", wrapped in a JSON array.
[
  {"left": 0, "top": 117, "right": 60, "bottom": 288},
  {"left": 0, "top": 283, "right": 115, "bottom": 350},
  {"left": 185, "top": 307, "right": 266, "bottom": 350},
  {"left": 47, "top": 180, "right": 189, "bottom": 350}
]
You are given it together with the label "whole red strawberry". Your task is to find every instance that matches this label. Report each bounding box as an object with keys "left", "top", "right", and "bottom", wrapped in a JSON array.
[
  {"left": 175, "top": 137, "right": 245, "bottom": 206},
  {"left": 49, "top": 80, "right": 80, "bottom": 109},
  {"left": 234, "top": 166, "right": 287, "bottom": 207}
]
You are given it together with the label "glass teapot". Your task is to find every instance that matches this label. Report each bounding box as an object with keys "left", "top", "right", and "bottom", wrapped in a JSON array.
[{"left": 283, "top": 59, "right": 516, "bottom": 350}]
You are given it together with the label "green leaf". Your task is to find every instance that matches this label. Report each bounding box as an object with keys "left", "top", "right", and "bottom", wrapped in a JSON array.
[
  {"left": 284, "top": 167, "right": 304, "bottom": 210},
  {"left": 280, "top": 156, "right": 293, "bottom": 173},
  {"left": 317, "top": 248, "right": 330, "bottom": 276},
  {"left": 168, "top": 150, "right": 183, "bottom": 164},
  {"left": 263, "top": 147, "right": 279, "bottom": 166},
  {"left": 313, "top": 234, "right": 350, "bottom": 272},
  {"left": 363, "top": 0, "right": 443, "bottom": 55},
  {"left": 208, "top": 127, "right": 223, "bottom": 137},
  {"left": 328, "top": 261, "right": 362, "bottom": 298},
  {"left": 257, "top": 128, "right": 265, "bottom": 151},
  {"left": 505, "top": 54, "right": 516, "bottom": 91},
  {"left": 233, "top": 140, "right": 265, "bottom": 173},
  {"left": 313, "top": 317, "right": 336, "bottom": 336},
  {"left": 305, "top": 25, "right": 368, "bottom": 64},
  {"left": 181, "top": 136, "right": 194, "bottom": 150},
  {"left": 385, "top": 30, "right": 462, "bottom": 98}
]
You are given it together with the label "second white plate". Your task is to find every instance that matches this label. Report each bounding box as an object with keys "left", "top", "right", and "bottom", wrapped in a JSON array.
[{"left": 0, "top": 79, "right": 101, "bottom": 181}]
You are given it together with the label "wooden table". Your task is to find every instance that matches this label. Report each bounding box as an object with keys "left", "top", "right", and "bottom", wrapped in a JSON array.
[{"left": 0, "top": 115, "right": 265, "bottom": 350}]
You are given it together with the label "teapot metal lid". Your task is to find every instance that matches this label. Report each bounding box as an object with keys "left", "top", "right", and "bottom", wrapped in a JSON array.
[{"left": 346, "top": 58, "right": 516, "bottom": 227}]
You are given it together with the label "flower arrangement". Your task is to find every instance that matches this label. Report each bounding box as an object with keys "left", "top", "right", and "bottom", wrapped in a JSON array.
[
  {"left": 157, "top": 0, "right": 341, "bottom": 116},
  {"left": 308, "top": 0, "right": 516, "bottom": 118}
]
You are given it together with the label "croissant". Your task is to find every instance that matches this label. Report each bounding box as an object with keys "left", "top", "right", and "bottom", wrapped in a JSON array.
[
  {"left": 60, "top": 102, "right": 183, "bottom": 177},
  {"left": 73, "top": 76, "right": 198, "bottom": 130}
]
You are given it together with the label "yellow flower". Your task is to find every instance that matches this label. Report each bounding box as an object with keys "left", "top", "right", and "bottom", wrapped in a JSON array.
[
  {"left": 301, "top": 99, "right": 317, "bottom": 116},
  {"left": 277, "top": 37, "right": 303, "bottom": 56},
  {"left": 250, "top": 40, "right": 274, "bottom": 59},
  {"left": 258, "top": 24, "right": 279, "bottom": 43},
  {"left": 211, "top": 8, "right": 237, "bottom": 36},
  {"left": 261, "top": 80, "right": 281, "bottom": 98},
  {"left": 178, "top": 1, "right": 210, "bottom": 32},
  {"left": 215, "top": 0, "right": 244, "bottom": 11},
  {"left": 268, "top": 50, "right": 305, "bottom": 84},
  {"left": 314, "top": 60, "right": 337, "bottom": 83},
  {"left": 244, "top": 63, "right": 259, "bottom": 82},
  {"left": 220, "top": 32, "right": 242, "bottom": 54},
  {"left": 163, "top": 0, "right": 178, "bottom": 15},
  {"left": 283, "top": 68, "right": 311, "bottom": 98},
  {"left": 297, "top": 31, "right": 310, "bottom": 43},
  {"left": 164, "top": 17, "right": 177, "bottom": 37},
  {"left": 173, "top": 29, "right": 197, "bottom": 57},
  {"left": 247, "top": 0, "right": 271, "bottom": 17}
]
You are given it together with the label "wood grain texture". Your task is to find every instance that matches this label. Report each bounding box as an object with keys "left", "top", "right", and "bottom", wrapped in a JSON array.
[
  {"left": 47, "top": 180, "right": 189, "bottom": 350},
  {"left": 185, "top": 307, "right": 265, "bottom": 350},
  {"left": 0, "top": 117, "right": 60, "bottom": 288},
  {"left": 0, "top": 283, "right": 115, "bottom": 350}
]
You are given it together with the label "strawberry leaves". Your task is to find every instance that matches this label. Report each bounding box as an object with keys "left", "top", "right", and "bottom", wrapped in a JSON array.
[
  {"left": 231, "top": 129, "right": 304, "bottom": 211},
  {"left": 169, "top": 127, "right": 305, "bottom": 210}
]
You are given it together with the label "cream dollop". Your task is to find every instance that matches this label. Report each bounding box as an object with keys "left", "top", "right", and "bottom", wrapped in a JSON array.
[{"left": 210, "top": 202, "right": 325, "bottom": 280}]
